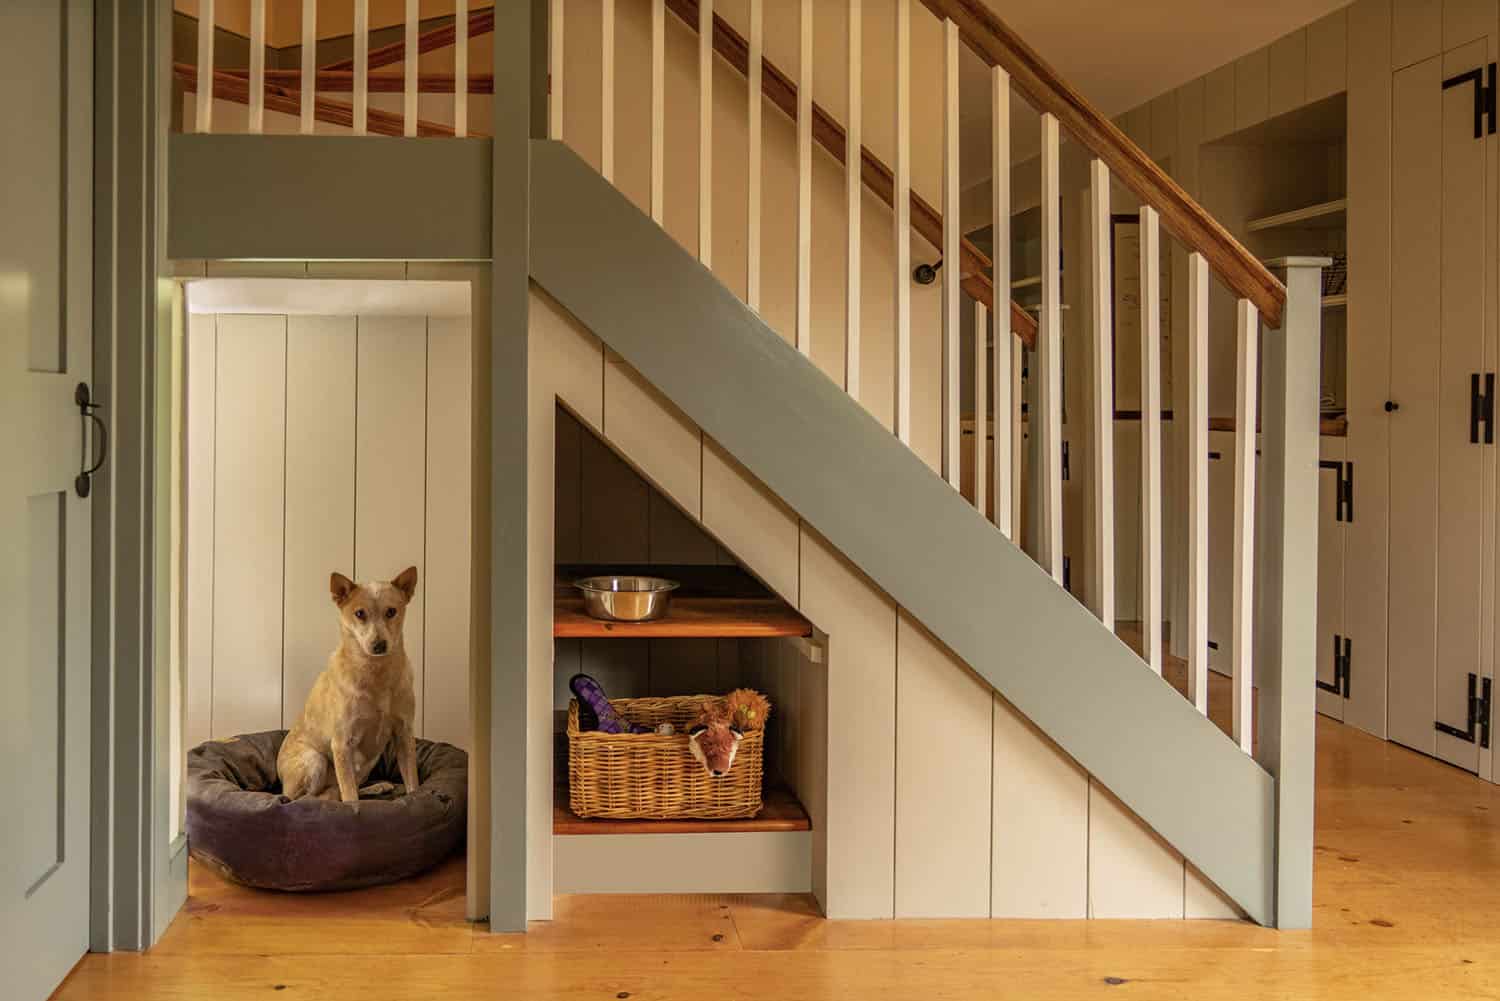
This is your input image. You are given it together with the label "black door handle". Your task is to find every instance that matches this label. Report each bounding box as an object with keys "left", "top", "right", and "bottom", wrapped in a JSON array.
[
  {"left": 1384, "top": 400, "right": 1399, "bottom": 412},
  {"left": 74, "top": 382, "right": 107, "bottom": 499}
]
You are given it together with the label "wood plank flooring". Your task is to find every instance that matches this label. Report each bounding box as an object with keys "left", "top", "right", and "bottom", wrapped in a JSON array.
[{"left": 55, "top": 713, "right": 1500, "bottom": 999}]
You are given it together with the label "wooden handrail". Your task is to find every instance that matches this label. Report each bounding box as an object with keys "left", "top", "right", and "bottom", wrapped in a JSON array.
[
  {"left": 321, "top": 7, "right": 495, "bottom": 73},
  {"left": 919, "top": 0, "right": 1285, "bottom": 328},
  {"left": 662, "top": 0, "right": 1037, "bottom": 347},
  {"left": 174, "top": 65, "right": 472, "bottom": 138}
]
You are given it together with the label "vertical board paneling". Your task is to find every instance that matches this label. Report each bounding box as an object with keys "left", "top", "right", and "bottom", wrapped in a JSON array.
[
  {"left": 1268, "top": 30, "right": 1308, "bottom": 118},
  {"left": 554, "top": 407, "right": 583, "bottom": 563},
  {"left": 800, "top": 527, "right": 896, "bottom": 919},
  {"left": 580, "top": 427, "right": 650, "bottom": 563},
  {"left": 355, "top": 317, "right": 428, "bottom": 733},
  {"left": 1306, "top": 9, "right": 1348, "bottom": 103},
  {"left": 185, "top": 314, "right": 217, "bottom": 751},
  {"left": 1203, "top": 65, "right": 1236, "bottom": 142},
  {"left": 895, "top": 612, "right": 992, "bottom": 917},
  {"left": 1087, "top": 781, "right": 1185, "bottom": 918},
  {"left": 1392, "top": 0, "right": 1442, "bottom": 68},
  {"left": 1186, "top": 862, "right": 1244, "bottom": 919},
  {"left": 425, "top": 316, "right": 473, "bottom": 748},
  {"left": 991, "top": 696, "right": 1087, "bottom": 917},
  {"left": 702, "top": 437, "right": 800, "bottom": 604},
  {"left": 603, "top": 355, "right": 702, "bottom": 516},
  {"left": 281, "top": 316, "right": 356, "bottom": 728},
  {"left": 1234, "top": 47, "right": 1270, "bottom": 131},
  {"left": 211, "top": 315, "right": 287, "bottom": 737}
]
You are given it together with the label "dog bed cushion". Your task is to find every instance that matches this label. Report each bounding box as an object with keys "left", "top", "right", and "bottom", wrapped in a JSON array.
[{"left": 186, "top": 730, "right": 467, "bottom": 892}]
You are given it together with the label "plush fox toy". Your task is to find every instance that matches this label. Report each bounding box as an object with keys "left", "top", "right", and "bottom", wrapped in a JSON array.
[{"left": 688, "top": 689, "right": 770, "bottom": 778}]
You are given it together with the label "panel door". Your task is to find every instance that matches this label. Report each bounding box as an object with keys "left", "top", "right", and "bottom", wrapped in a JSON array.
[
  {"left": 1316, "top": 438, "right": 1347, "bottom": 722},
  {"left": 1389, "top": 44, "right": 1495, "bottom": 772},
  {"left": 0, "top": 2, "right": 95, "bottom": 997}
]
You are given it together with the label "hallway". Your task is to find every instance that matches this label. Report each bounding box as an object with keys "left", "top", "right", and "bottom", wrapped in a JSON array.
[{"left": 54, "top": 716, "right": 1499, "bottom": 999}]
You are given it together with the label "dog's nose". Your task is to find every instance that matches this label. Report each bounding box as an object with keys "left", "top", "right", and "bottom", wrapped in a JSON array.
[
  {"left": 711, "top": 769, "right": 724, "bottom": 777},
  {"left": 372, "top": 639, "right": 388, "bottom": 655}
]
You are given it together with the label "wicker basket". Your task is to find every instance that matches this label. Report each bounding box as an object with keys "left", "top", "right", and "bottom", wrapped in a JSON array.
[{"left": 567, "top": 695, "right": 766, "bottom": 820}]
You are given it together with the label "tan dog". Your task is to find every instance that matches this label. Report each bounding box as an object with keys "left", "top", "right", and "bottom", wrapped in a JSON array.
[{"left": 277, "top": 567, "right": 421, "bottom": 803}]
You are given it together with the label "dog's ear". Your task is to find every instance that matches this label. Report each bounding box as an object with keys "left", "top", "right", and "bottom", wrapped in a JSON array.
[
  {"left": 330, "top": 572, "right": 356, "bottom": 606},
  {"left": 393, "top": 565, "right": 419, "bottom": 602}
]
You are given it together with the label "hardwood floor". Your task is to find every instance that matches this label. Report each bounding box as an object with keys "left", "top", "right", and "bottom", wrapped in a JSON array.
[{"left": 54, "top": 714, "right": 1500, "bottom": 999}]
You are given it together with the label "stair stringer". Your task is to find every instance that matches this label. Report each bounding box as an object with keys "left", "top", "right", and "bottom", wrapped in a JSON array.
[{"left": 528, "top": 140, "right": 1277, "bottom": 925}]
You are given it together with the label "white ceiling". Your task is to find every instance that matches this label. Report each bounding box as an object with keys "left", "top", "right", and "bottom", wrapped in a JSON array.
[
  {"left": 956, "top": 0, "right": 1352, "bottom": 182},
  {"left": 981, "top": 0, "right": 1354, "bottom": 118}
]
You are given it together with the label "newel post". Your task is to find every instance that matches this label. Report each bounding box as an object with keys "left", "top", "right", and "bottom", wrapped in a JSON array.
[{"left": 1257, "top": 258, "right": 1327, "bottom": 929}]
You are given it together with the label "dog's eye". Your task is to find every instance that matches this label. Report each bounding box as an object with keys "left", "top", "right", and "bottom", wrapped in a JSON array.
[
  {"left": 384, "top": 607, "right": 397, "bottom": 620},
  {"left": 354, "top": 609, "right": 367, "bottom": 621}
]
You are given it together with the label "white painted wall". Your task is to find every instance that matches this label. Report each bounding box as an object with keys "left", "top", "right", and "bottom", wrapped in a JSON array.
[{"left": 183, "top": 306, "right": 472, "bottom": 751}]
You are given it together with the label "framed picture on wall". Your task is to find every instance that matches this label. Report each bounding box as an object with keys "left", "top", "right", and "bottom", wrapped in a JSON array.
[{"left": 1109, "top": 215, "right": 1173, "bottom": 416}]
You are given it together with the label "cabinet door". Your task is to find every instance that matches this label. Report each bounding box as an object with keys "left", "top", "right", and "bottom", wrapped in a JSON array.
[
  {"left": 1388, "top": 44, "right": 1494, "bottom": 773},
  {"left": 1316, "top": 439, "right": 1346, "bottom": 722}
]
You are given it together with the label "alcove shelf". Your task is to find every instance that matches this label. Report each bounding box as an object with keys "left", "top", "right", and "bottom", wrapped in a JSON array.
[{"left": 553, "top": 564, "right": 813, "bottom": 639}]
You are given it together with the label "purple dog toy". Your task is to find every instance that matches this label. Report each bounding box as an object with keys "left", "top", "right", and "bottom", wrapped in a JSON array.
[{"left": 570, "top": 673, "right": 651, "bottom": 734}]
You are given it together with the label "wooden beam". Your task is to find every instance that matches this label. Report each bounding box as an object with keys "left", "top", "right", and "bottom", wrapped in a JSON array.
[
  {"left": 322, "top": 7, "right": 496, "bottom": 73},
  {"left": 917, "top": 0, "right": 1285, "bottom": 328},
  {"left": 174, "top": 65, "right": 467, "bottom": 138},
  {"left": 662, "top": 0, "right": 1036, "bottom": 347}
]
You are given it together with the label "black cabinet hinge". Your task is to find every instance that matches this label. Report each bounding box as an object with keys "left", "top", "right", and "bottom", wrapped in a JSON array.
[
  {"left": 1435, "top": 673, "right": 1492, "bottom": 749},
  {"left": 1472, "top": 373, "right": 1496, "bottom": 444},
  {"left": 1318, "top": 634, "right": 1352, "bottom": 698},
  {"left": 1061, "top": 440, "right": 1070, "bottom": 481},
  {"left": 1444, "top": 62, "right": 1498, "bottom": 139},
  {"left": 1319, "top": 460, "right": 1355, "bottom": 522}
]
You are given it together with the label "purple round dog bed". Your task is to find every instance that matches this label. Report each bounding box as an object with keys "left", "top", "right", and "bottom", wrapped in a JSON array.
[{"left": 186, "top": 730, "right": 467, "bottom": 892}]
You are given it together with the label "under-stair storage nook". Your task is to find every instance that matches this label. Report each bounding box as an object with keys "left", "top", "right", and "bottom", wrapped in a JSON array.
[{"left": 162, "top": 0, "right": 1327, "bottom": 933}]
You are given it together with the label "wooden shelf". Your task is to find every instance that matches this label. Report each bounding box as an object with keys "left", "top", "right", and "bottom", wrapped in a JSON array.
[
  {"left": 1246, "top": 198, "right": 1347, "bottom": 233},
  {"left": 554, "top": 783, "right": 811, "bottom": 835},
  {"left": 555, "top": 597, "right": 812, "bottom": 638},
  {"left": 1322, "top": 294, "right": 1348, "bottom": 308},
  {"left": 554, "top": 564, "right": 812, "bottom": 639}
]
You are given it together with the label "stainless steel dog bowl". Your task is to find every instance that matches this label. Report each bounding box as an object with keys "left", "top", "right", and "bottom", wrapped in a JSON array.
[{"left": 573, "top": 575, "right": 680, "bottom": 622}]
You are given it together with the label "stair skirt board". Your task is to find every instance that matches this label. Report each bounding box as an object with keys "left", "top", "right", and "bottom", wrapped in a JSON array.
[{"left": 527, "top": 282, "right": 1241, "bottom": 922}]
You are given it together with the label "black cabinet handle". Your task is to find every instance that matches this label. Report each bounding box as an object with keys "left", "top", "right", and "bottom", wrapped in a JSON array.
[
  {"left": 1384, "top": 400, "right": 1399, "bottom": 412},
  {"left": 74, "top": 382, "right": 107, "bottom": 499}
]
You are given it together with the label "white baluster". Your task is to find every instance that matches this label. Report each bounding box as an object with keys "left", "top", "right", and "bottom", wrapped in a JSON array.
[
  {"left": 974, "top": 302, "right": 988, "bottom": 514},
  {"left": 1187, "top": 252, "right": 1210, "bottom": 714},
  {"left": 894, "top": 0, "right": 911, "bottom": 444},
  {"left": 992, "top": 65, "right": 1013, "bottom": 539},
  {"left": 846, "top": 0, "right": 862, "bottom": 398},
  {"left": 699, "top": 0, "right": 713, "bottom": 266},
  {"left": 651, "top": 0, "right": 665, "bottom": 222},
  {"left": 1140, "top": 206, "right": 1163, "bottom": 674},
  {"left": 1012, "top": 337, "right": 1024, "bottom": 532},
  {"left": 403, "top": 0, "right": 418, "bottom": 136},
  {"left": 549, "top": 0, "right": 564, "bottom": 140},
  {"left": 941, "top": 18, "right": 960, "bottom": 488},
  {"left": 601, "top": 0, "right": 614, "bottom": 180},
  {"left": 353, "top": 0, "right": 369, "bottom": 135},
  {"left": 195, "top": 0, "right": 214, "bottom": 133},
  {"left": 249, "top": 0, "right": 265, "bottom": 133},
  {"left": 454, "top": 0, "right": 468, "bottom": 137},
  {"left": 300, "top": 0, "right": 315, "bottom": 134},
  {"left": 1040, "top": 113, "right": 1063, "bottom": 584},
  {"left": 746, "top": 0, "right": 762, "bottom": 308},
  {"left": 1232, "top": 298, "right": 1259, "bottom": 752},
  {"left": 796, "top": 0, "right": 813, "bottom": 355},
  {"left": 1088, "top": 159, "right": 1115, "bottom": 625}
]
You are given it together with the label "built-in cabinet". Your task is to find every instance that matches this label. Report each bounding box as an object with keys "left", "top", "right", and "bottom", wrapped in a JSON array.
[{"left": 1384, "top": 35, "right": 1497, "bottom": 775}]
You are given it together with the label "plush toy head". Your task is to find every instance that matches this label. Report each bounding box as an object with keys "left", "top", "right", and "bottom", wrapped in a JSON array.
[
  {"left": 688, "top": 700, "right": 742, "bottom": 778},
  {"left": 724, "top": 689, "right": 771, "bottom": 732}
]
